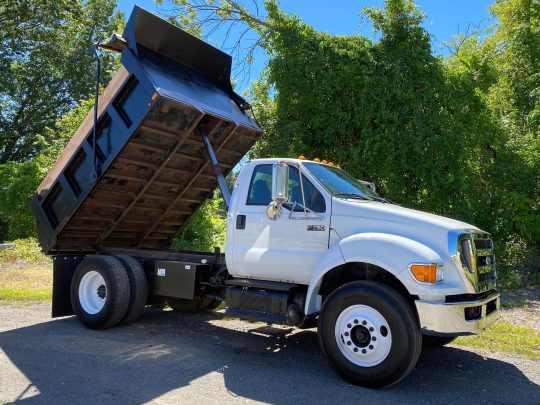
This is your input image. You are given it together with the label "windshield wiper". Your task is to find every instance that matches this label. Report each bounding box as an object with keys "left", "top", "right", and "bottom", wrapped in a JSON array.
[
  {"left": 334, "top": 193, "right": 392, "bottom": 203},
  {"left": 334, "top": 193, "right": 372, "bottom": 201},
  {"left": 370, "top": 196, "right": 391, "bottom": 203}
]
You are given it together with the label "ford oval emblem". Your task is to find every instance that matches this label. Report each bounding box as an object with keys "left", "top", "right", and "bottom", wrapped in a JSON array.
[{"left": 485, "top": 256, "right": 492, "bottom": 265}]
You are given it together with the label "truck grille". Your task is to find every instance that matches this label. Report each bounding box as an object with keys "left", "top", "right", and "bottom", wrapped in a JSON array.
[{"left": 458, "top": 233, "right": 497, "bottom": 293}]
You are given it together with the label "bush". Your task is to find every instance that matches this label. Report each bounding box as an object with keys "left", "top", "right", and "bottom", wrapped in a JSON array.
[
  {"left": 0, "top": 238, "right": 49, "bottom": 264},
  {"left": 170, "top": 193, "right": 227, "bottom": 252}
]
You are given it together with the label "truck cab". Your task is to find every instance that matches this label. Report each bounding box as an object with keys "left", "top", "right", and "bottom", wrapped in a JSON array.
[
  {"left": 224, "top": 157, "right": 499, "bottom": 384},
  {"left": 228, "top": 158, "right": 499, "bottom": 319}
]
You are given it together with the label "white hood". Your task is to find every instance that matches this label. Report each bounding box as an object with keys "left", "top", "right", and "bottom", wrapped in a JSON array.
[{"left": 331, "top": 198, "right": 479, "bottom": 258}]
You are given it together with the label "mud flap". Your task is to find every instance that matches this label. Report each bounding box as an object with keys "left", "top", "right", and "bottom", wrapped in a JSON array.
[{"left": 52, "top": 256, "right": 85, "bottom": 317}]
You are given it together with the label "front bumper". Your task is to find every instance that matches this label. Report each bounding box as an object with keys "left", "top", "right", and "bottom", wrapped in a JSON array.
[{"left": 415, "top": 291, "right": 500, "bottom": 336}]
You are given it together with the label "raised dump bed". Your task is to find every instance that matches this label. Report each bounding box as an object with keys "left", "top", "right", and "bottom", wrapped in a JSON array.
[{"left": 31, "top": 7, "right": 261, "bottom": 255}]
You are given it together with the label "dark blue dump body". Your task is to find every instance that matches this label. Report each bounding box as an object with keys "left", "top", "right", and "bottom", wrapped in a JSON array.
[{"left": 31, "top": 7, "right": 261, "bottom": 255}]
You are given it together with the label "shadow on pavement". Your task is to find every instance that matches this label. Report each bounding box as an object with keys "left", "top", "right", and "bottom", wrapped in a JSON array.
[{"left": 0, "top": 308, "right": 538, "bottom": 404}]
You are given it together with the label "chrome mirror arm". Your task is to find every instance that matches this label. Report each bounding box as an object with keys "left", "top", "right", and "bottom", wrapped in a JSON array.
[{"left": 288, "top": 202, "right": 325, "bottom": 221}]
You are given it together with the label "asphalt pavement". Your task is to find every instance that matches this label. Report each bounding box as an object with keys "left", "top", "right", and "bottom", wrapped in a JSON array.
[{"left": 1, "top": 303, "right": 539, "bottom": 404}]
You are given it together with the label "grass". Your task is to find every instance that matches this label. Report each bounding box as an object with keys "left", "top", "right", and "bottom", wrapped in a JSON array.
[
  {"left": 0, "top": 238, "right": 52, "bottom": 302},
  {"left": 455, "top": 322, "right": 540, "bottom": 361},
  {"left": 0, "top": 263, "right": 52, "bottom": 302}
]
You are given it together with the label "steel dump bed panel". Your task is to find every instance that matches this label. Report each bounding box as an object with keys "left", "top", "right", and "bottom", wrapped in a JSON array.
[{"left": 31, "top": 7, "right": 261, "bottom": 254}]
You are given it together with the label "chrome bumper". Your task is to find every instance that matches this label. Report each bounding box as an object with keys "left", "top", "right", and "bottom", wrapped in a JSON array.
[{"left": 415, "top": 291, "right": 500, "bottom": 336}]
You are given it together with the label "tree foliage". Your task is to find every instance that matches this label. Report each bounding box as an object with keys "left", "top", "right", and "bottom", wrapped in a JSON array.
[
  {"left": 0, "top": 0, "right": 124, "bottom": 163},
  {"left": 163, "top": 0, "right": 539, "bottom": 282}
]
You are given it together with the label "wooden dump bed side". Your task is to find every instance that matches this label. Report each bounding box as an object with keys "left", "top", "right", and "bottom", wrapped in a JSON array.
[{"left": 30, "top": 7, "right": 261, "bottom": 255}]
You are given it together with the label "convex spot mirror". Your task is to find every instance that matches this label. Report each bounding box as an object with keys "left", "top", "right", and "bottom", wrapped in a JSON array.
[
  {"left": 266, "top": 201, "right": 283, "bottom": 221},
  {"left": 266, "top": 162, "right": 289, "bottom": 220}
]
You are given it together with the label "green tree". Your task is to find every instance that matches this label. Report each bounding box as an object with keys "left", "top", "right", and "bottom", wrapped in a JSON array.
[
  {"left": 0, "top": 0, "right": 124, "bottom": 163},
  {"left": 162, "top": 0, "right": 539, "bottom": 283}
]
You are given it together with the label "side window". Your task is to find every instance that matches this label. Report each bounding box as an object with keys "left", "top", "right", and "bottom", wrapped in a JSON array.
[
  {"left": 286, "top": 166, "right": 326, "bottom": 213},
  {"left": 245, "top": 164, "right": 326, "bottom": 213},
  {"left": 246, "top": 164, "right": 272, "bottom": 205}
]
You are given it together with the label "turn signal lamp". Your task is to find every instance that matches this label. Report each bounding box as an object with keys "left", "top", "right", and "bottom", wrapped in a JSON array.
[
  {"left": 409, "top": 264, "right": 443, "bottom": 284},
  {"left": 298, "top": 155, "right": 306, "bottom": 160},
  {"left": 314, "top": 158, "right": 321, "bottom": 162}
]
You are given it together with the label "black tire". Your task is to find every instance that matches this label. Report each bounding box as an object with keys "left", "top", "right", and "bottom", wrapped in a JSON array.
[
  {"left": 114, "top": 255, "right": 149, "bottom": 325},
  {"left": 422, "top": 335, "right": 457, "bottom": 347},
  {"left": 168, "top": 297, "right": 215, "bottom": 313},
  {"left": 318, "top": 281, "right": 422, "bottom": 388},
  {"left": 71, "top": 255, "right": 130, "bottom": 330}
]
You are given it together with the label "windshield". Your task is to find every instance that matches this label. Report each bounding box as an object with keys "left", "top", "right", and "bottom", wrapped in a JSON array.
[{"left": 304, "top": 162, "right": 380, "bottom": 200}]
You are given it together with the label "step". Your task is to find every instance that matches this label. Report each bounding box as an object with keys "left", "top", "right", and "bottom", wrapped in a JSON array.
[{"left": 225, "top": 278, "right": 297, "bottom": 291}]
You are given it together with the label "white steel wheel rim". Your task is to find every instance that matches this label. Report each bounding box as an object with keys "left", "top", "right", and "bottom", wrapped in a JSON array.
[
  {"left": 79, "top": 271, "right": 107, "bottom": 314},
  {"left": 335, "top": 304, "right": 392, "bottom": 367}
]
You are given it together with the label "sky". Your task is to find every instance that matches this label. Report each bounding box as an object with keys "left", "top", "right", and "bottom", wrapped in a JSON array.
[{"left": 116, "top": 0, "right": 494, "bottom": 90}]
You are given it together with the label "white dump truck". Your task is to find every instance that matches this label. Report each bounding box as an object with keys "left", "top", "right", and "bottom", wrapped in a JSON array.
[{"left": 31, "top": 6, "right": 499, "bottom": 388}]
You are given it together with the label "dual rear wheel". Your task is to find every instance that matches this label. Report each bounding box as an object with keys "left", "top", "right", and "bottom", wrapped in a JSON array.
[{"left": 71, "top": 255, "right": 148, "bottom": 329}]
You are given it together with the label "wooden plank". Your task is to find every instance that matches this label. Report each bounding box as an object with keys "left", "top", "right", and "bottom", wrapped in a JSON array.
[
  {"left": 85, "top": 200, "right": 125, "bottom": 209},
  {"left": 129, "top": 140, "right": 169, "bottom": 153},
  {"left": 98, "top": 113, "right": 204, "bottom": 244},
  {"left": 173, "top": 151, "right": 203, "bottom": 162},
  {"left": 116, "top": 157, "right": 157, "bottom": 168},
  {"left": 72, "top": 216, "right": 113, "bottom": 222},
  {"left": 221, "top": 147, "right": 244, "bottom": 157},
  {"left": 105, "top": 173, "right": 145, "bottom": 182},
  {"left": 92, "top": 188, "right": 137, "bottom": 198},
  {"left": 152, "top": 179, "right": 183, "bottom": 188},
  {"left": 140, "top": 124, "right": 179, "bottom": 139},
  {"left": 137, "top": 125, "right": 237, "bottom": 246}
]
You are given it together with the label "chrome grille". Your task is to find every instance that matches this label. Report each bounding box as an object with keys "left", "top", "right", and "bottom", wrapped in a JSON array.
[{"left": 457, "top": 233, "right": 497, "bottom": 293}]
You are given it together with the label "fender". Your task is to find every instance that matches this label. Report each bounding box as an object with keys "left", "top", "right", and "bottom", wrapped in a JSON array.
[{"left": 305, "top": 232, "right": 443, "bottom": 315}]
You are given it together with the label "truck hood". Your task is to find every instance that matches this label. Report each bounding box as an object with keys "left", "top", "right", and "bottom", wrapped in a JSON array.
[{"left": 330, "top": 198, "right": 479, "bottom": 258}]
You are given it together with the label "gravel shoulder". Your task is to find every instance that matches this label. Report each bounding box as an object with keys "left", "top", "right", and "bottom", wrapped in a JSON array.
[
  {"left": 1, "top": 303, "right": 539, "bottom": 404},
  {"left": 500, "top": 287, "right": 540, "bottom": 330}
]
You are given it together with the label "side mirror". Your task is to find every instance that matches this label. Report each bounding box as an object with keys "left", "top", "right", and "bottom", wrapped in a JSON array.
[
  {"left": 272, "top": 162, "right": 289, "bottom": 202},
  {"left": 267, "top": 162, "right": 289, "bottom": 220}
]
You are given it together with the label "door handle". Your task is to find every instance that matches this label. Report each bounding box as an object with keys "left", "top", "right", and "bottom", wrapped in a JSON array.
[{"left": 236, "top": 214, "right": 246, "bottom": 230}]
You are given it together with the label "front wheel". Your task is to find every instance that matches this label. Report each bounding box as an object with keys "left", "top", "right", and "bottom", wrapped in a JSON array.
[{"left": 318, "top": 281, "right": 422, "bottom": 388}]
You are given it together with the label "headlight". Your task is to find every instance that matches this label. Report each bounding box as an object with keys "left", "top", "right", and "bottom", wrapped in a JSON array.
[{"left": 409, "top": 263, "right": 443, "bottom": 284}]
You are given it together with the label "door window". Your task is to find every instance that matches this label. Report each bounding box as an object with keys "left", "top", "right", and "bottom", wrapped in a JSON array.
[
  {"left": 286, "top": 166, "right": 326, "bottom": 213},
  {"left": 247, "top": 164, "right": 272, "bottom": 205},
  {"left": 246, "top": 164, "right": 325, "bottom": 213}
]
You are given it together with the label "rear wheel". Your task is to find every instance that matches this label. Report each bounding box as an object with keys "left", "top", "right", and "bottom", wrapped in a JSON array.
[
  {"left": 168, "top": 297, "right": 217, "bottom": 313},
  {"left": 318, "top": 281, "right": 422, "bottom": 388},
  {"left": 422, "top": 335, "right": 457, "bottom": 347},
  {"left": 71, "top": 256, "right": 130, "bottom": 329},
  {"left": 114, "top": 255, "right": 149, "bottom": 325}
]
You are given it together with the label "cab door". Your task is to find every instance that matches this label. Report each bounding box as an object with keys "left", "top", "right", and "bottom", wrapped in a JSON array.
[{"left": 230, "top": 163, "right": 331, "bottom": 284}]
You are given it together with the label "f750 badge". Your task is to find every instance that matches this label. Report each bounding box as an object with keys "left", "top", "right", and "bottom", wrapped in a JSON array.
[{"left": 307, "top": 225, "right": 325, "bottom": 231}]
